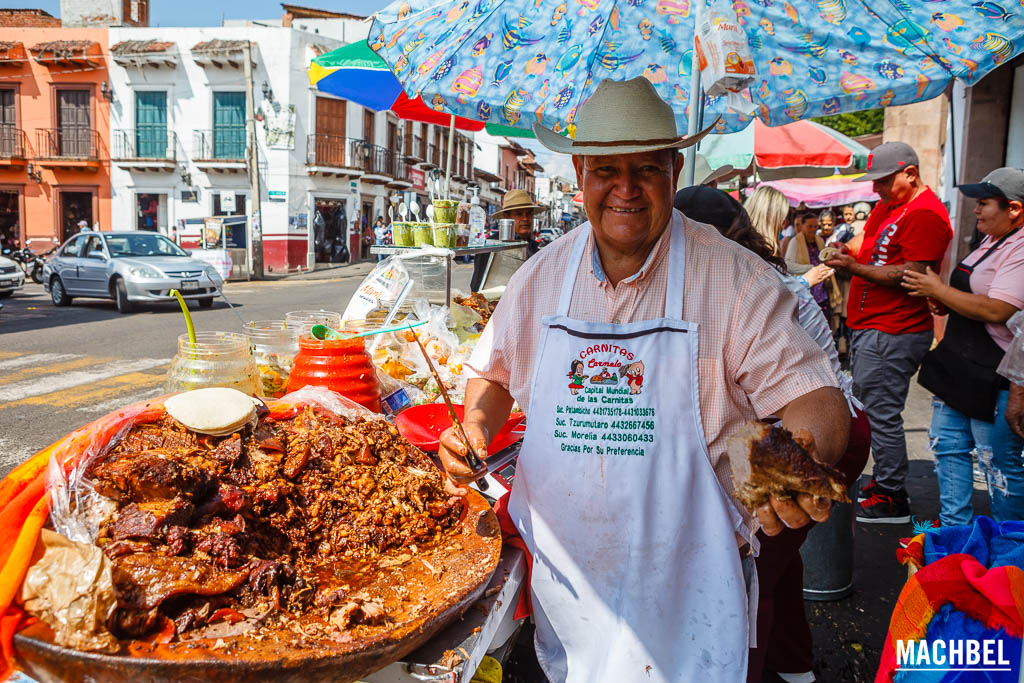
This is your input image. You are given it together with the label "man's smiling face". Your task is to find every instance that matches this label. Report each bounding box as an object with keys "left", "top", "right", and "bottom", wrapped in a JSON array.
[{"left": 572, "top": 149, "right": 683, "bottom": 255}]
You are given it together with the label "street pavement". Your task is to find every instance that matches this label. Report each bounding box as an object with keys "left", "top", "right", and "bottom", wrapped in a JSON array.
[
  {"left": 0, "top": 262, "right": 475, "bottom": 476},
  {"left": 0, "top": 267, "right": 994, "bottom": 681}
]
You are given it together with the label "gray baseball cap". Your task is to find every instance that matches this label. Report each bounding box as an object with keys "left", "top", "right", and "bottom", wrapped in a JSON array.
[
  {"left": 853, "top": 141, "right": 920, "bottom": 182},
  {"left": 958, "top": 167, "right": 1024, "bottom": 204}
]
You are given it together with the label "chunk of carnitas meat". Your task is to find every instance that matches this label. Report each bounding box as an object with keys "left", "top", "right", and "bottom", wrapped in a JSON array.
[
  {"left": 728, "top": 422, "right": 849, "bottom": 513},
  {"left": 329, "top": 599, "right": 387, "bottom": 630}
]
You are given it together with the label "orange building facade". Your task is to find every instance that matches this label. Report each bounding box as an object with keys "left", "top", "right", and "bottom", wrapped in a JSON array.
[{"left": 0, "top": 27, "right": 112, "bottom": 252}]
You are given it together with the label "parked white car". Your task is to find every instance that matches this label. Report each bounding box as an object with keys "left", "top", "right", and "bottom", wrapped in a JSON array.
[{"left": 0, "top": 254, "right": 25, "bottom": 298}]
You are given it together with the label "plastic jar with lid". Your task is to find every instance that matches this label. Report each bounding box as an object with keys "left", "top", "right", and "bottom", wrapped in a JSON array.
[
  {"left": 243, "top": 321, "right": 299, "bottom": 398},
  {"left": 165, "top": 332, "right": 261, "bottom": 396},
  {"left": 286, "top": 333, "right": 382, "bottom": 412}
]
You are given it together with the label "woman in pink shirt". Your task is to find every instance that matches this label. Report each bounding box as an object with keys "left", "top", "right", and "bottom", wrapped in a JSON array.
[{"left": 903, "top": 167, "right": 1024, "bottom": 525}]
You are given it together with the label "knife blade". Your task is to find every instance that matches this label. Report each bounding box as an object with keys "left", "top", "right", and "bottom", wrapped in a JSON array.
[{"left": 408, "top": 326, "right": 489, "bottom": 491}]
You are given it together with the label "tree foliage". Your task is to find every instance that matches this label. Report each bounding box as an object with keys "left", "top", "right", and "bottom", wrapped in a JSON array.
[{"left": 812, "top": 109, "right": 884, "bottom": 137}]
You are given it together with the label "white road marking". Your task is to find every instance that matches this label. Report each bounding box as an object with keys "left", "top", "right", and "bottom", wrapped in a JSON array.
[
  {"left": 0, "top": 353, "right": 82, "bottom": 370},
  {"left": 0, "top": 358, "right": 166, "bottom": 403}
]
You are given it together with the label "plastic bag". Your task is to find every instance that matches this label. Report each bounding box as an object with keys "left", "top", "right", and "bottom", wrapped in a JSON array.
[
  {"left": 695, "top": 3, "right": 757, "bottom": 114},
  {"left": 46, "top": 388, "right": 378, "bottom": 545},
  {"left": 342, "top": 255, "right": 413, "bottom": 324},
  {"left": 997, "top": 310, "right": 1024, "bottom": 384}
]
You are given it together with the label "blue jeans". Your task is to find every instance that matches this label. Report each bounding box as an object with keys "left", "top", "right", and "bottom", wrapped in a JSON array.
[{"left": 929, "top": 391, "right": 1024, "bottom": 525}]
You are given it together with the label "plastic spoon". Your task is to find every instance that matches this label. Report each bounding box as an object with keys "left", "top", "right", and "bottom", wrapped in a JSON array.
[
  {"left": 310, "top": 319, "right": 427, "bottom": 341},
  {"left": 426, "top": 204, "right": 435, "bottom": 224},
  {"left": 398, "top": 201, "right": 408, "bottom": 221},
  {"left": 410, "top": 197, "right": 421, "bottom": 222}
]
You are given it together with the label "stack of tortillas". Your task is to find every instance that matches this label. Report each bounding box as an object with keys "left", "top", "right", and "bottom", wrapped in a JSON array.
[{"left": 164, "top": 387, "right": 259, "bottom": 436}]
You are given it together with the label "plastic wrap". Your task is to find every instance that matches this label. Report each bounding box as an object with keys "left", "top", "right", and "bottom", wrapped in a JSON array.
[
  {"left": 46, "top": 387, "right": 378, "bottom": 546},
  {"left": 998, "top": 310, "right": 1024, "bottom": 385}
]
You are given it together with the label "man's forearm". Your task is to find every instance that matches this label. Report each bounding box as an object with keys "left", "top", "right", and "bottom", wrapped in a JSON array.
[
  {"left": 849, "top": 260, "right": 929, "bottom": 287},
  {"left": 775, "top": 386, "right": 849, "bottom": 465},
  {"left": 463, "top": 377, "right": 517, "bottom": 445}
]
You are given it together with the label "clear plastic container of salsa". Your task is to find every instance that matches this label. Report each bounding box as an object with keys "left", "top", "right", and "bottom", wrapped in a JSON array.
[
  {"left": 286, "top": 334, "right": 382, "bottom": 412},
  {"left": 165, "top": 332, "right": 261, "bottom": 396},
  {"left": 284, "top": 309, "right": 342, "bottom": 336},
  {"left": 243, "top": 320, "right": 299, "bottom": 398}
]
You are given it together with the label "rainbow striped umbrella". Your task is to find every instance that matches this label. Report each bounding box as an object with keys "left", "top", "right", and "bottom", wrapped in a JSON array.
[{"left": 309, "top": 41, "right": 533, "bottom": 138}]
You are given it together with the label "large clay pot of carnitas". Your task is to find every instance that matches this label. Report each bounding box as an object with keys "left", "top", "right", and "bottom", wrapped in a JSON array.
[{"left": 13, "top": 388, "right": 502, "bottom": 683}]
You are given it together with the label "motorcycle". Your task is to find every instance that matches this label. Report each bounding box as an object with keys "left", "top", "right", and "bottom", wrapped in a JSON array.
[{"left": 2, "top": 246, "right": 54, "bottom": 284}]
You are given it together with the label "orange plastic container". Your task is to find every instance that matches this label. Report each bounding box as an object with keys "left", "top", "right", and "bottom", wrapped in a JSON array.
[{"left": 286, "top": 335, "right": 382, "bottom": 413}]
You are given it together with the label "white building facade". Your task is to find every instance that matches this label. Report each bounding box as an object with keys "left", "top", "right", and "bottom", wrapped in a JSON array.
[{"left": 107, "top": 23, "right": 477, "bottom": 274}]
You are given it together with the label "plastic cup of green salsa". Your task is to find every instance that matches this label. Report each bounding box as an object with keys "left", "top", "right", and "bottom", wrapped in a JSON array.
[
  {"left": 432, "top": 223, "right": 456, "bottom": 248},
  {"left": 392, "top": 222, "right": 413, "bottom": 247},
  {"left": 432, "top": 200, "right": 457, "bottom": 224},
  {"left": 412, "top": 222, "right": 433, "bottom": 246}
]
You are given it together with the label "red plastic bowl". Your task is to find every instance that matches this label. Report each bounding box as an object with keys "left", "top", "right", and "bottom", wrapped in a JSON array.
[{"left": 395, "top": 403, "right": 526, "bottom": 453}]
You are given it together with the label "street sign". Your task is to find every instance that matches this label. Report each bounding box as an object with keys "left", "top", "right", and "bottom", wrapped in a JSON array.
[
  {"left": 268, "top": 190, "right": 286, "bottom": 202},
  {"left": 410, "top": 167, "right": 425, "bottom": 191}
]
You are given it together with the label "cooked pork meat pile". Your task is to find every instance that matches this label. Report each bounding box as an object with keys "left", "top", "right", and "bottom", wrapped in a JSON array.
[
  {"left": 86, "top": 406, "right": 464, "bottom": 642},
  {"left": 453, "top": 293, "right": 497, "bottom": 325},
  {"left": 729, "top": 422, "right": 850, "bottom": 513}
]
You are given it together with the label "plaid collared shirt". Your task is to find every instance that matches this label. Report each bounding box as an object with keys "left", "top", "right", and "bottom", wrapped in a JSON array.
[{"left": 467, "top": 212, "right": 838, "bottom": 504}]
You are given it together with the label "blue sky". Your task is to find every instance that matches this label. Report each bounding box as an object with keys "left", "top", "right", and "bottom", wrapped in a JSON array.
[{"left": 7, "top": 0, "right": 389, "bottom": 25}]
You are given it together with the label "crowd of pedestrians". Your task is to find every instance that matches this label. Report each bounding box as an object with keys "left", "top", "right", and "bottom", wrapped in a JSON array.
[{"left": 670, "top": 142, "right": 1024, "bottom": 683}]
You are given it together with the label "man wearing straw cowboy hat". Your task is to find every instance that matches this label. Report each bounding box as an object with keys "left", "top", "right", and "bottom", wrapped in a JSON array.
[
  {"left": 439, "top": 77, "right": 848, "bottom": 682},
  {"left": 471, "top": 189, "right": 547, "bottom": 291}
]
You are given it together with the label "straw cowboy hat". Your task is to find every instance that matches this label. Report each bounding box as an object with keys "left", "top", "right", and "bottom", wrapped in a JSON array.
[
  {"left": 493, "top": 189, "right": 546, "bottom": 218},
  {"left": 533, "top": 77, "right": 718, "bottom": 156}
]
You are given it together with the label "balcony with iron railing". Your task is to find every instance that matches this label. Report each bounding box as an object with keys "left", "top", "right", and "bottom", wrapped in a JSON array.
[
  {"left": 112, "top": 129, "right": 178, "bottom": 170},
  {"left": 305, "top": 134, "right": 363, "bottom": 176},
  {"left": 305, "top": 135, "right": 408, "bottom": 185},
  {"left": 35, "top": 127, "right": 101, "bottom": 169},
  {"left": 192, "top": 128, "right": 247, "bottom": 172},
  {"left": 0, "top": 126, "right": 27, "bottom": 160}
]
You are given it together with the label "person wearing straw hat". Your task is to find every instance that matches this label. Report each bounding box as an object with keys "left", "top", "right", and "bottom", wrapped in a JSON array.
[
  {"left": 439, "top": 77, "right": 847, "bottom": 682},
  {"left": 491, "top": 188, "right": 547, "bottom": 258},
  {"left": 470, "top": 189, "right": 547, "bottom": 291},
  {"left": 678, "top": 152, "right": 734, "bottom": 189}
]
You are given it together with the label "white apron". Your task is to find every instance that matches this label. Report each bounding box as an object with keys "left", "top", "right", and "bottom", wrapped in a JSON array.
[{"left": 507, "top": 214, "right": 756, "bottom": 682}]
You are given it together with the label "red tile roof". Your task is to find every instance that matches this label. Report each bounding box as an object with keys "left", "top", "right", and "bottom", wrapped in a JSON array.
[
  {"left": 191, "top": 39, "right": 249, "bottom": 52},
  {"left": 0, "top": 9, "right": 60, "bottom": 27},
  {"left": 111, "top": 40, "right": 175, "bottom": 55}
]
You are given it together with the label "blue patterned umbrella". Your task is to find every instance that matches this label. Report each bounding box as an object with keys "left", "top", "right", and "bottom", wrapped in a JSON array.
[{"left": 368, "top": 0, "right": 1022, "bottom": 136}]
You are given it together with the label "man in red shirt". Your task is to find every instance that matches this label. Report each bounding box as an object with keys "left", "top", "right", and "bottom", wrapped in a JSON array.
[{"left": 827, "top": 142, "right": 952, "bottom": 523}]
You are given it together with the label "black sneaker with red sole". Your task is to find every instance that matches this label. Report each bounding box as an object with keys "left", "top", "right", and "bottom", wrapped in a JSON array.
[
  {"left": 857, "top": 478, "right": 879, "bottom": 502},
  {"left": 857, "top": 488, "right": 911, "bottom": 524}
]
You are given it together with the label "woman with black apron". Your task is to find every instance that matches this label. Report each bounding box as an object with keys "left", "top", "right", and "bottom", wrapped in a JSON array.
[{"left": 903, "top": 168, "right": 1024, "bottom": 525}]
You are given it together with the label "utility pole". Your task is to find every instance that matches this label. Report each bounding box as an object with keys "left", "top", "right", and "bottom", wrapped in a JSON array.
[{"left": 243, "top": 40, "right": 264, "bottom": 280}]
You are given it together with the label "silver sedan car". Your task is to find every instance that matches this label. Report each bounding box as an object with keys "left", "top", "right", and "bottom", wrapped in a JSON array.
[{"left": 43, "top": 231, "right": 223, "bottom": 313}]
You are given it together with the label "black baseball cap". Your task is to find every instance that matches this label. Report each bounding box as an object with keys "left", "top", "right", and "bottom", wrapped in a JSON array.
[
  {"left": 853, "top": 142, "right": 919, "bottom": 182},
  {"left": 958, "top": 168, "right": 1024, "bottom": 204},
  {"left": 674, "top": 186, "right": 742, "bottom": 230}
]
